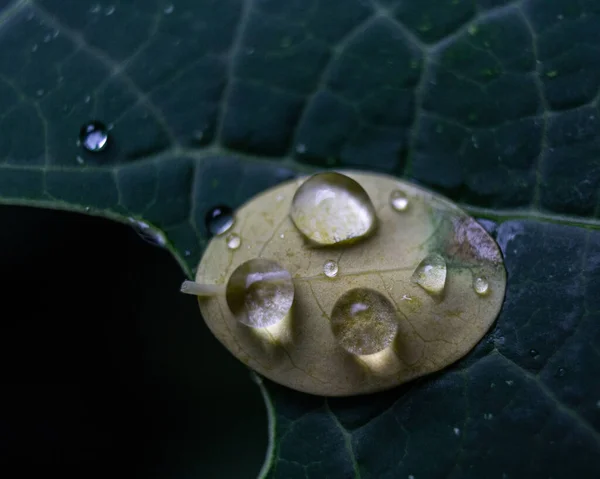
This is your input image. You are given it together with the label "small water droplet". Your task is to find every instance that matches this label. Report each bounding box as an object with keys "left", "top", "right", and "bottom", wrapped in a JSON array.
[
  {"left": 226, "top": 258, "right": 294, "bottom": 328},
  {"left": 411, "top": 253, "right": 447, "bottom": 296},
  {"left": 79, "top": 121, "right": 109, "bottom": 152},
  {"left": 330, "top": 288, "right": 398, "bottom": 356},
  {"left": 389, "top": 189, "right": 409, "bottom": 211},
  {"left": 474, "top": 276, "right": 489, "bottom": 295},
  {"left": 105, "top": 5, "right": 115, "bottom": 16},
  {"left": 276, "top": 194, "right": 284, "bottom": 202},
  {"left": 164, "top": 4, "right": 174, "bottom": 14},
  {"left": 323, "top": 260, "right": 338, "bottom": 278},
  {"left": 556, "top": 367, "right": 566, "bottom": 377},
  {"left": 192, "top": 130, "right": 204, "bottom": 142},
  {"left": 290, "top": 172, "right": 377, "bottom": 246},
  {"left": 205, "top": 205, "right": 234, "bottom": 236},
  {"left": 505, "top": 380, "right": 514, "bottom": 386},
  {"left": 31, "top": 44, "right": 38, "bottom": 52},
  {"left": 184, "top": 250, "right": 191, "bottom": 257},
  {"left": 76, "top": 155, "right": 84, "bottom": 165},
  {"left": 84, "top": 206, "right": 91, "bottom": 212},
  {"left": 529, "top": 348, "right": 539, "bottom": 358},
  {"left": 453, "top": 427, "right": 460, "bottom": 436},
  {"left": 279, "top": 233, "right": 285, "bottom": 239},
  {"left": 128, "top": 218, "right": 166, "bottom": 247},
  {"left": 226, "top": 233, "right": 241, "bottom": 250},
  {"left": 295, "top": 143, "right": 306, "bottom": 154},
  {"left": 483, "top": 413, "right": 493, "bottom": 420}
]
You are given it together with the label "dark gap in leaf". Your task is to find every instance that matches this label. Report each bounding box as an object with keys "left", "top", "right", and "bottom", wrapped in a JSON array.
[{"left": 0, "top": 206, "right": 267, "bottom": 479}]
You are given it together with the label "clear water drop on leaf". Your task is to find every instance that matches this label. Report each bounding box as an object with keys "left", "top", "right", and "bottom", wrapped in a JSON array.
[
  {"left": 226, "top": 258, "right": 294, "bottom": 328},
  {"left": 474, "top": 276, "right": 489, "bottom": 295},
  {"left": 323, "top": 260, "right": 338, "bottom": 278},
  {"left": 205, "top": 205, "right": 234, "bottom": 236},
  {"left": 330, "top": 288, "right": 398, "bottom": 356},
  {"left": 79, "top": 121, "right": 108, "bottom": 152},
  {"left": 289, "top": 172, "right": 377, "bottom": 246},
  {"left": 128, "top": 218, "right": 166, "bottom": 247},
  {"left": 530, "top": 348, "right": 539, "bottom": 358},
  {"left": 390, "top": 189, "right": 409, "bottom": 211},
  {"left": 411, "top": 253, "right": 447, "bottom": 296},
  {"left": 226, "top": 233, "right": 241, "bottom": 250}
]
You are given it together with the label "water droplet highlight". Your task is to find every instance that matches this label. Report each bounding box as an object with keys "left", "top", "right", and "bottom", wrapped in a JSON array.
[
  {"left": 411, "top": 253, "right": 447, "bottom": 296},
  {"left": 289, "top": 172, "right": 377, "bottom": 246},
  {"left": 226, "top": 258, "right": 294, "bottom": 328},
  {"left": 79, "top": 121, "right": 108, "bottom": 152},
  {"left": 474, "top": 276, "right": 489, "bottom": 295},
  {"left": 226, "top": 233, "right": 241, "bottom": 250},
  {"left": 128, "top": 218, "right": 166, "bottom": 247},
  {"left": 330, "top": 288, "right": 398, "bottom": 356},
  {"left": 390, "top": 189, "right": 409, "bottom": 211},
  {"left": 205, "top": 205, "right": 234, "bottom": 236},
  {"left": 323, "top": 260, "right": 338, "bottom": 278},
  {"left": 529, "top": 348, "right": 539, "bottom": 358},
  {"left": 556, "top": 367, "right": 566, "bottom": 377}
]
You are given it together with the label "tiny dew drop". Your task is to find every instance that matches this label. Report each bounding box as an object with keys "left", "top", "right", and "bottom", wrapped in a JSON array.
[
  {"left": 226, "top": 233, "right": 241, "bottom": 250},
  {"left": 474, "top": 276, "right": 489, "bottom": 295},
  {"left": 226, "top": 258, "right": 294, "bottom": 328},
  {"left": 79, "top": 121, "right": 109, "bottom": 152},
  {"left": 290, "top": 172, "right": 377, "bottom": 246},
  {"left": 389, "top": 189, "right": 409, "bottom": 211},
  {"left": 330, "top": 288, "right": 398, "bottom": 356},
  {"left": 128, "top": 218, "right": 166, "bottom": 247},
  {"left": 205, "top": 205, "right": 234, "bottom": 236},
  {"left": 411, "top": 253, "right": 447, "bottom": 296},
  {"left": 556, "top": 367, "right": 566, "bottom": 377},
  {"left": 323, "top": 260, "right": 339, "bottom": 278},
  {"left": 529, "top": 348, "right": 539, "bottom": 358}
]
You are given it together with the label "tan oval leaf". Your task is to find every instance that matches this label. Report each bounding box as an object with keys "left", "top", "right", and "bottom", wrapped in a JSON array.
[{"left": 193, "top": 170, "right": 506, "bottom": 396}]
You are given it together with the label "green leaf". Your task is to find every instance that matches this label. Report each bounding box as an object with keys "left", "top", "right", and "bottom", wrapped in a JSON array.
[{"left": 1, "top": 0, "right": 599, "bottom": 477}]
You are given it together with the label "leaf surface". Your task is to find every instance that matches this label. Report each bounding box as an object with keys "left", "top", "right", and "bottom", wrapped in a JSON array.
[{"left": 1, "top": 0, "right": 599, "bottom": 477}]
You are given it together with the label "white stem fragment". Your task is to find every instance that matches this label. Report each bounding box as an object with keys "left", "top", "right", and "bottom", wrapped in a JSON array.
[{"left": 180, "top": 280, "right": 224, "bottom": 296}]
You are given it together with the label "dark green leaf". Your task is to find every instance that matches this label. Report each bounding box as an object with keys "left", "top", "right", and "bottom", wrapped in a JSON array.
[{"left": 0, "top": 0, "right": 599, "bottom": 477}]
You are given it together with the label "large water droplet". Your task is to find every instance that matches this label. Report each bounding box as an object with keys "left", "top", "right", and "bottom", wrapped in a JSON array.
[
  {"left": 205, "top": 205, "right": 234, "bottom": 236},
  {"left": 323, "top": 260, "right": 339, "bottom": 278},
  {"left": 79, "top": 121, "right": 108, "bottom": 152},
  {"left": 226, "top": 233, "right": 241, "bottom": 250},
  {"left": 226, "top": 258, "right": 294, "bottom": 328},
  {"left": 389, "top": 189, "right": 409, "bottom": 211},
  {"left": 473, "top": 276, "right": 489, "bottom": 295},
  {"left": 411, "top": 253, "right": 447, "bottom": 296},
  {"left": 289, "top": 172, "right": 377, "bottom": 246},
  {"left": 330, "top": 288, "right": 398, "bottom": 356}
]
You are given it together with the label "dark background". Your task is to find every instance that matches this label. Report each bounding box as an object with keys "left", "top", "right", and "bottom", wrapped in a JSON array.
[{"left": 0, "top": 206, "right": 266, "bottom": 478}]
